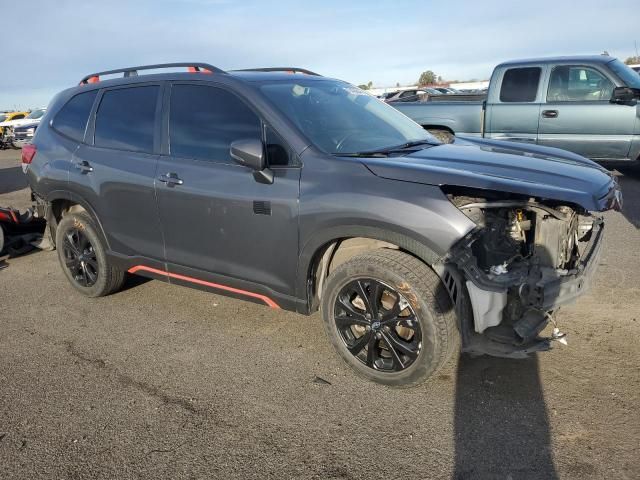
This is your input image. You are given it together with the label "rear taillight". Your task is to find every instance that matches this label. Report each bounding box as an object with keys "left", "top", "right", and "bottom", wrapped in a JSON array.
[{"left": 22, "top": 144, "right": 37, "bottom": 165}]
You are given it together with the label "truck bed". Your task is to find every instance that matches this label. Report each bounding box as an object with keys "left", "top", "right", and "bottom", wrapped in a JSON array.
[{"left": 391, "top": 100, "right": 484, "bottom": 135}]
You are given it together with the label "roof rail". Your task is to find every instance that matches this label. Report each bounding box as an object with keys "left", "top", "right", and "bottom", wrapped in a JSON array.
[
  {"left": 79, "top": 62, "right": 226, "bottom": 85},
  {"left": 231, "top": 67, "right": 322, "bottom": 76}
]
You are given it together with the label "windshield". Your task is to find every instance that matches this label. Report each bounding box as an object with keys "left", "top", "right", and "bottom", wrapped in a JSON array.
[
  {"left": 608, "top": 59, "right": 640, "bottom": 89},
  {"left": 259, "top": 80, "right": 436, "bottom": 155},
  {"left": 0, "top": 115, "right": 6, "bottom": 122},
  {"left": 26, "top": 109, "right": 45, "bottom": 120}
]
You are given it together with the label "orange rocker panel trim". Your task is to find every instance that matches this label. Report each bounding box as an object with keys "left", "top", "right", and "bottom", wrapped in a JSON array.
[{"left": 127, "top": 265, "right": 280, "bottom": 309}]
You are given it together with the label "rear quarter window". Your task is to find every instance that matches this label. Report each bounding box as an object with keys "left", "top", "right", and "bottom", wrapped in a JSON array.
[
  {"left": 53, "top": 90, "right": 99, "bottom": 142},
  {"left": 500, "top": 67, "right": 541, "bottom": 102}
]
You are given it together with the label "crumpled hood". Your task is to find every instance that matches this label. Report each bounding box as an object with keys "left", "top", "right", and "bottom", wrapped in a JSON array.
[{"left": 362, "top": 137, "right": 621, "bottom": 212}]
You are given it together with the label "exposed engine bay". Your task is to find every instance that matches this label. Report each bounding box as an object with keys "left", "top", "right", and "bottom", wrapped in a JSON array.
[{"left": 443, "top": 189, "right": 603, "bottom": 357}]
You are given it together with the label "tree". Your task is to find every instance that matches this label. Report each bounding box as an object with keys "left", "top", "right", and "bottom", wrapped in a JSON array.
[
  {"left": 396, "top": 82, "right": 400, "bottom": 87},
  {"left": 625, "top": 56, "right": 640, "bottom": 65},
  {"left": 358, "top": 81, "right": 373, "bottom": 90},
  {"left": 418, "top": 70, "right": 437, "bottom": 86}
]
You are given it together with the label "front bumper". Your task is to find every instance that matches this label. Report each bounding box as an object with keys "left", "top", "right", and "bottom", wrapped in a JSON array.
[
  {"left": 451, "top": 217, "right": 604, "bottom": 334},
  {"left": 538, "top": 217, "right": 603, "bottom": 310}
]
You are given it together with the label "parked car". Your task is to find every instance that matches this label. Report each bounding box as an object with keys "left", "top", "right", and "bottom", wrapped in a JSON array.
[
  {"left": 384, "top": 88, "right": 441, "bottom": 102},
  {"left": 3, "top": 108, "right": 47, "bottom": 148},
  {"left": 390, "top": 56, "right": 640, "bottom": 164},
  {"left": 377, "top": 91, "right": 398, "bottom": 101},
  {"left": 628, "top": 64, "right": 640, "bottom": 74},
  {"left": 25, "top": 62, "right": 621, "bottom": 387},
  {"left": 0, "top": 109, "right": 47, "bottom": 148},
  {"left": 12, "top": 122, "right": 40, "bottom": 148},
  {"left": 433, "top": 87, "right": 460, "bottom": 94},
  {"left": 0, "top": 111, "right": 29, "bottom": 145}
]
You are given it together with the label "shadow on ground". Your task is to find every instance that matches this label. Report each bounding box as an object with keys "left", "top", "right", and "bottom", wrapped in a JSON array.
[
  {"left": 615, "top": 166, "right": 640, "bottom": 228},
  {"left": 453, "top": 354, "right": 558, "bottom": 480},
  {"left": 0, "top": 166, "right": 27, "bottom": 195}
]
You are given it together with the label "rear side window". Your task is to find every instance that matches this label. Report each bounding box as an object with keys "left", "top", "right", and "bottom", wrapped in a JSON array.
[
  {"left": 500, "top": 67, "right": 541, "bottom": 102},
  {"left": 95, "top": 86, "right": 158, "bottom": 153},
  {"left": 53, "top": 90, "right": 98, "bottom": 142},
  {"left": 169, "top": 84, "right": 261, "bottom": 163}
]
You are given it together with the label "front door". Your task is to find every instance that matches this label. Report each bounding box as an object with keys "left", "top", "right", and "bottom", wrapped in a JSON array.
[
  {"left": 155, "top": 83, "right": 301, "bottom": 300},
  {"left": 538, "top": 64, "right": 634, "bottom": 160}
]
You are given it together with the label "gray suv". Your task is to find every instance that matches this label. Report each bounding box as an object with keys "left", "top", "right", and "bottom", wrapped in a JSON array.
[{"left": 24, "top": 63, "right": 622, "bottom": 387}]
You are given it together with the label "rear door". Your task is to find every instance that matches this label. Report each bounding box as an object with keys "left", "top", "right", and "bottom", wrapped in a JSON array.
[
  {"left": 485, "top": 65, "right": 545, "bottom": 144},
  {"left": 155, "top": 82, "right": 301, "bottom": 298},
  {"left": 537, "top": 64, "right": 634, "bottom": 159},
  {"left": 70, "top": 83, "right": 165, "bottom": 260}
]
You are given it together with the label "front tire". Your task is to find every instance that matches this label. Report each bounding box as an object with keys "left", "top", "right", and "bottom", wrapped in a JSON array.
[
  {"left": 55, "top": 212, "right": 125, "bottom": 297},
  {"left": 321, "top": 249, "right": 459, "bottom": 387}
]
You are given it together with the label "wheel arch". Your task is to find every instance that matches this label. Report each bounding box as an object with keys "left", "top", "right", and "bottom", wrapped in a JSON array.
[
  {"left": 45, "top": 191, "right": 110, "bottom": 249},
  {"left": 422, "top": 124, "right": 455, "bottom": 134},
  {"left": 298, "top": 225, "right": 443, "bottom": 314}
]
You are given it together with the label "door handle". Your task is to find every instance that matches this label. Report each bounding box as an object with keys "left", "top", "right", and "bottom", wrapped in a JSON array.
[
  {"left": 74, "top": 160, "right": 93, "bottom": 173},
  {"left": 542, "top": 110, "right": 559, "bottom": 118},
  {"left": 158, "top": 172, "right": 184, "bottom": 186}
]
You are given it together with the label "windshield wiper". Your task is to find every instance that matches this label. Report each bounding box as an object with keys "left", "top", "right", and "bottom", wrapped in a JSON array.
[{"left": 334, "top": 139, "right": 438, "bottom": 158}]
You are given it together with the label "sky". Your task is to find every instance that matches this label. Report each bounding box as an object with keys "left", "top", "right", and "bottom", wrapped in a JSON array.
[{"left": 1, "top": 0, "right": 637, "bottom": 109}]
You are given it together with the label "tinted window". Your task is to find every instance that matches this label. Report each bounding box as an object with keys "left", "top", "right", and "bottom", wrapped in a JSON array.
[
  {"left": 547, "top": 66, "right": 614, "bottom": 102},
  {"left": 95, "top": 86, "right": 158, "bottom": 153},
  {"left": 53, "top": 90, "right": 98, "bottom": 142},
  {"left": 500, "top": 67, "right": 541, "bottom": 102},
  {"left": 12, "top": 114, "right": 25, "bottom": 120},
  {"left": 169, "top": 85, "right": 261, "bottom": 162}
]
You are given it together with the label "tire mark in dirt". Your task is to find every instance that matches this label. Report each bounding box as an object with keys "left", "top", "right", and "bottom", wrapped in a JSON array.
[{"left": 63, "top": 339, "right": 198, "bottom": 414}]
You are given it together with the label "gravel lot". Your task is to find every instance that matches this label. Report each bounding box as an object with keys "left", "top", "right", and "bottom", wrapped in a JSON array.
[{"left": 1, "top": 148, "right": 638, "bottom": 479}]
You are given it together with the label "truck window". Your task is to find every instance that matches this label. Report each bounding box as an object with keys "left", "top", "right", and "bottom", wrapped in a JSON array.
[
  {"left": 169, "top": 84, "right": 261, "bottom": 163},
  {"left": 53, "top": 90, "right": 98, "bottom": 142},
  {"left": 547, "top": 66, "right": 614, "bottom": 102},
  {"left": 95, "top": 86, "right": 159, "bottom": 153},
  {"left": 499, "top": 67, "right": 541, "bottom": 102}
]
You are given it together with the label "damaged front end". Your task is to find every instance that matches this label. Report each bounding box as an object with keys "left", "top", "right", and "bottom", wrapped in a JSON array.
[{"left": 440, "top": 189, "right": 605, "bottom": 358}]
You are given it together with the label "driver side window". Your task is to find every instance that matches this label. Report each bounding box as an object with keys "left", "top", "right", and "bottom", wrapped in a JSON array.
[{"left": 547, "top": 66, "right": 614, "bottom": 102}]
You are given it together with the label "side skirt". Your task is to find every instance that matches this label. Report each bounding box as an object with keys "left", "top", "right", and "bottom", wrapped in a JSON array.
[{"left": 106, "top": 251, "right": 306, "bottom": 313}]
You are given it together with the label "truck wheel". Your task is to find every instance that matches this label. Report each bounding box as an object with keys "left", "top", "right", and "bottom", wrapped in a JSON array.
[
  {"left": 427, "top": 129, "right": 455, "bottom": 144},
  {"left": 55, "top": 212, "right": 125, "bottom": 297},
  {"left": 321, "top": 249, "right": 459, "bottom": 387}
]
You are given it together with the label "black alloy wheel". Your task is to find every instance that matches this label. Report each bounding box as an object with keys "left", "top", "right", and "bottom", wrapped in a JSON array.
[
  {"left": 333, "top": 278, "right": 422, "bottom": 372},
  {"left": 61, "top": 227, "right": 99, "bottom": 287}
]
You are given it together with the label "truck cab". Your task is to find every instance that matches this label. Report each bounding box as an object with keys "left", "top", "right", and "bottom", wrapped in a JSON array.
[
  {"left": 392, "top": 56, "right": 640, "bottom": 164},
  {"left": 485, "top": 56, "right": 640, "bottom": 161}
]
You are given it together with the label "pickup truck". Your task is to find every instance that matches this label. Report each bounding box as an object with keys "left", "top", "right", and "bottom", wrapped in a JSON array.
[{"left": 391, "top": 56, "right": 640, "bottom": 164}]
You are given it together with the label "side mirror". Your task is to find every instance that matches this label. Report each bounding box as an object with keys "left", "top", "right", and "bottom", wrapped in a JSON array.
[
  {"left": 610, "top": 86, "right": 638, "bottom": 105},
  {"left": 230, "top": 138, "right": 273, "bottom": 184}
]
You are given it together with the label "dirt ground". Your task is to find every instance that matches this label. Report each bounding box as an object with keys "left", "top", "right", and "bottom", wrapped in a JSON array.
[{"left": 0, "top": 149, "right": 638, "bottom": 479}]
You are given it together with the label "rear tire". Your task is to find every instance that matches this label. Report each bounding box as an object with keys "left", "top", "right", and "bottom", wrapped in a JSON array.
[
  {"left": 427, "top": 128, "right": 455, "bottom": 144},
  {"left": 321, "top": 249, "right": 459, "bottom": 387},
  {"left": 55, "top": 212, "right": 125, "bottom": 297}
]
